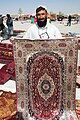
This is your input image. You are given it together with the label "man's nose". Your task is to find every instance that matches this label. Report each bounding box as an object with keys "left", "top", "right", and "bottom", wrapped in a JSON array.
[
  {"left": 39, "top": 15, "right": 43, "bottom": 19},
  {"left": 39, "top": 15, "right": 44, "bottom": 20}
]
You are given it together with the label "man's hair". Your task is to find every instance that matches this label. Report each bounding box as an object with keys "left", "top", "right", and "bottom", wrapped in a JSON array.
[
  {"left": 36, "top": 6, "right": 47, "bottom": 14},
  {"left": 7, "top": 14, "right": 10, "bottom": 18}
]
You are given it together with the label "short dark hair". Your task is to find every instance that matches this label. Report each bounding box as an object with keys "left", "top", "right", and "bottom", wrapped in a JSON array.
[
  {"left": 7, "top": 14, "right": 10, "bottom": 17},
  {"left": 36, "top": 6, "right": 47, "bottom": 14}
]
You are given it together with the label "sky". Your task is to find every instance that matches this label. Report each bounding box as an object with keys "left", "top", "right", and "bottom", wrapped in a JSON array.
[{"left": 0, "top": 0, "right": 80, "bottom": 15}]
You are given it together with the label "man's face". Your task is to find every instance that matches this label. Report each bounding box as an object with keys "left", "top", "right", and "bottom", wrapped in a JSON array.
[{"left": 36, "top": 10, "right": 47, "bottom": 27}]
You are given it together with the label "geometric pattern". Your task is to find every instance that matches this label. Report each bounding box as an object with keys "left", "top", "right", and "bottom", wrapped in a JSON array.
[{"left": 13, "top": 38, "right": 78, "bottom": 120}]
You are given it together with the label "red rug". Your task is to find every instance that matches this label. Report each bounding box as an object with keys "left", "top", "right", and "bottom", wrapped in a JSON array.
[
  {"left": 27, "top": 52, "right": 64, "bottom": 119},
  {"left": 0, "top": 42, "right": 14, "bottom": 64},
  {"left": 0, "top": 42, "right": 15, "bottom": 84},
  {"left": 13, "top": 38, "right": 78, "bottom": 120}
]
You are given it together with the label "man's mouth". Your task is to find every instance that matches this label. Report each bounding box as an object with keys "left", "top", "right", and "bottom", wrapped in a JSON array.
[{"left": 39, "top": 19, "right": 44, "bottom": 21}]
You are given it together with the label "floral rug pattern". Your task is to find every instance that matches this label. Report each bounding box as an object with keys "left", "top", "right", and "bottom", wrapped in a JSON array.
[{"left": 13, "top": 38, "right": 78, "bottom": 120}]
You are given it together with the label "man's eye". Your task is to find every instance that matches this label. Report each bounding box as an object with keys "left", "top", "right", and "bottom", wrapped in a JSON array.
[{"left": 37, "top": 13, "right": 45, "bottom": 16}]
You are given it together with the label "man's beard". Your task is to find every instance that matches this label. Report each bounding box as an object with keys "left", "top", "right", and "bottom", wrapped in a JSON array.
[{"left": 37, "top": 17, "right": 47, "bottom": 27}]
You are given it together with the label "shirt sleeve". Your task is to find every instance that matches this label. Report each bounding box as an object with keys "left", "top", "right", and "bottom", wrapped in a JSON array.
[
  {"left": 53, "top": 25, "right": 62, "bottom": 39},
  {"left": 23, "top": 28, "right": 32, "bottom": 39},
  {"left": 23, "top": 25, "right": 35, "bottom": 39},
  {"left": 55, "top": 28, "right": 62, "bottom": 39}
]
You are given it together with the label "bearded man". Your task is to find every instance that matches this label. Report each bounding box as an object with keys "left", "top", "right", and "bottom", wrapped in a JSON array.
[{"left": 23, "top": 6, "right": 62, "bottom": 39}]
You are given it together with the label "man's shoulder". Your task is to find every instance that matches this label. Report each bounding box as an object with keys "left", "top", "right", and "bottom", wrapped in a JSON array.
[
  {"left": 47, "top": 23, "right": 57, "bottom": 28},
  {"left": 28, "top": 24, "right": 37, "bottom": 31},
  {"left": 29, "top": 24, "right": 37, "bottom": 29},
  {"left": 47, "top": 23, "right": 58, "bottom": 32}
]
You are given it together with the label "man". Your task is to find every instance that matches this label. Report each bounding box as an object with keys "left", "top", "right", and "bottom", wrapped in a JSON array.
[
  {"left": 6, "top": 14, "right": 13, "bottom": 37},
  {"left": 67, "top": 15, "right": 71, "bottom": 26},
  {"left": 23, "top": 6, "right": 62, "bottom": 39},
  {"left": 0, "top": 15, "right": 8, "bottom": 40},
  {"left": 0, "top": 15, "right": 3, "bottom": 31}
]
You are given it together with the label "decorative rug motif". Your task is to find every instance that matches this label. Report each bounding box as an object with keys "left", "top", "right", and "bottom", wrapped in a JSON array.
[
  {"left": 13, "top": 38, "right": 78, "bottom": 120},
  {"left": 27, "top": 52, "right": 64, "bottom": 119}
]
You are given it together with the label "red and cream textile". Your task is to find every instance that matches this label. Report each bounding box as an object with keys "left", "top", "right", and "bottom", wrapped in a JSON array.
[
  {"left": 0, "top": 42, "right": 14, "bottom": 64},
  {"left": 0, "top": 42, "right": 15, "bottom": 84},
  {"left": 13, "top": 38, "right": 78, "bottom": 120},
  {"left": 0, "top": 61, "right": 15, "bottom": 84}
]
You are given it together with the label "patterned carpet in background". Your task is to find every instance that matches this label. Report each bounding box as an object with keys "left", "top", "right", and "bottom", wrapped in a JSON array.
[{"left": 0, "top": 90, "right": 17, "bottom": 120}]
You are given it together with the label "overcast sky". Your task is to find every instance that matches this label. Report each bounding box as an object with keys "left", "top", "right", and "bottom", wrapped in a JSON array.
[{"left": 0, "top": 0, "right": 80, "bottom": 15}]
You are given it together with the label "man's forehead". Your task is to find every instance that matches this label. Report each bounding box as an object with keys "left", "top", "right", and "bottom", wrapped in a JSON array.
[{"left": 37, "top": 10, "right": 46, "bottom": 13}]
